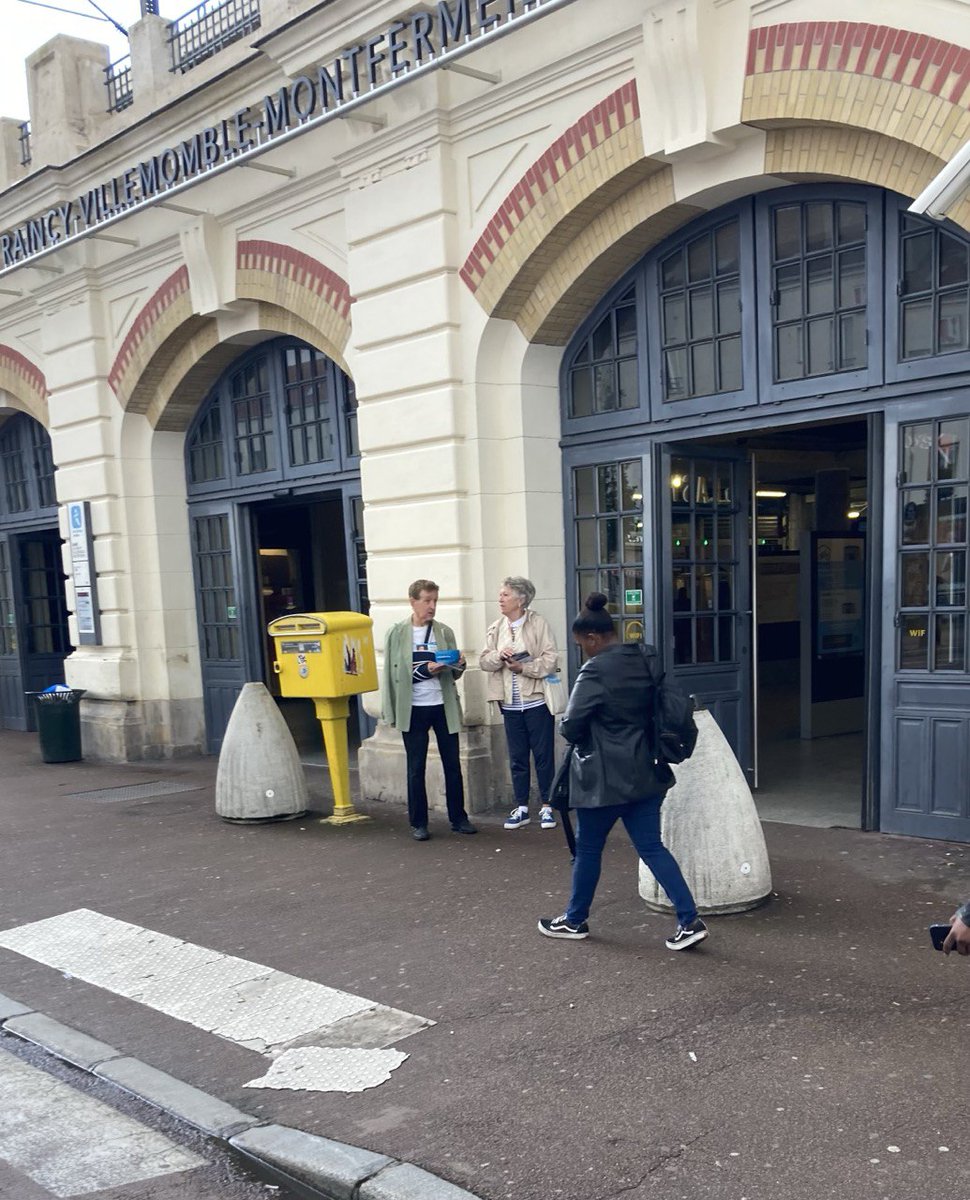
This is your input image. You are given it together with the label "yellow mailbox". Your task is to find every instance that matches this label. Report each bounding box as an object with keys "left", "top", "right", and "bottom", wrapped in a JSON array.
[{"left": 268, "top": 612, "right": 377, "bottom": 825}]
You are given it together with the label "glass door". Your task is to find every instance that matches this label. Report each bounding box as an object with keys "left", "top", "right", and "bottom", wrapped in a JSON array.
[
  {"left": 0, "top": 532, "right": 26, "bottom": 730},
  {"left": 658, "top": 444, "right": 753, "bottom": 775}
]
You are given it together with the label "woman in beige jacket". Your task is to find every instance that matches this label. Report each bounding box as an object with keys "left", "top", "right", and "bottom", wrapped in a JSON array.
[{"left": 480, "top": 576, "right": 559, "bottom": 830}]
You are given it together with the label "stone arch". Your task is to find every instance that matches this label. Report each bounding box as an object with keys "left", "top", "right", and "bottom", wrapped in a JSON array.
[
  {"left": 108, "top": 243, "right": 353, "bottom": 424},
  {"left": 0, "top": 345, "right": 49, "bottom": 426},
  {"left": 743, "top": 22, "right": 970, "bottom": 234},
  {"left": 463, "top": 23, "right": 970, "bottom": 347}
]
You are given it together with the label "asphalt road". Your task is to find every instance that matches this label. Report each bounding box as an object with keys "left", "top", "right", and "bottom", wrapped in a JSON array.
[{"left": 2, "top": 733, "right": 970, "bottom": 1200}]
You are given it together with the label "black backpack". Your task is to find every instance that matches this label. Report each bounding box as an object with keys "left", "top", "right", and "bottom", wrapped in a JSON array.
[{"left": 639, "top": 644, "right": 698, "bottom": 765}]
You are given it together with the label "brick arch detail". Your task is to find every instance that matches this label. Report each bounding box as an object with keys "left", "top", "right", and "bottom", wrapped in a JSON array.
[
  {"left": 744, "top": 23, "right": 970, "bottom": 166},
  {"left": 110, "top": 246, "right": 352, "bottom": 414},
  {"left": 236, "top": 241, "right": 352, "bottom": 361},
  {"left": 466, "top": 23, "right": 970, "bottom": 346},
  {"left": 0, "top": 345, "right": 49, "bottom": 426}
]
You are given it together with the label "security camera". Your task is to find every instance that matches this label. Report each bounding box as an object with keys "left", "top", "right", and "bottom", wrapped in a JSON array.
[{"left": 908, "top": 138, "right": 970, "bottom": 220}]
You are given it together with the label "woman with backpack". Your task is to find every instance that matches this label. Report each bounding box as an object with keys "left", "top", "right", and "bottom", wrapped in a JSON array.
[{"left": 538, "top": 593, "right": 709, "bottom": 951}]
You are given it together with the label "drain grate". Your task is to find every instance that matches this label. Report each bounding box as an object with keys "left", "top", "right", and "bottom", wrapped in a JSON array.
[{"left": 66, "top": 781, "right": 206, "bottom": 802}]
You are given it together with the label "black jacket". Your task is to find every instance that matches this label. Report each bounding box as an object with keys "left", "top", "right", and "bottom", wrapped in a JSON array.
[{"left": 560, "top": 642, "right": 673, "bottom": 807}]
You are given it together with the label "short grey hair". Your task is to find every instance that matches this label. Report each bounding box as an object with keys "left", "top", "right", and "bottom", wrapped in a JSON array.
[{"left": 502, "top": 576, "right": 535, "bottom": 608}]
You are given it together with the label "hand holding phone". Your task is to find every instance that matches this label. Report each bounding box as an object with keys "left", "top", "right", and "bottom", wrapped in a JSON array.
[{"left": 929, "top": 922, "right": 951, "bottom": 952}]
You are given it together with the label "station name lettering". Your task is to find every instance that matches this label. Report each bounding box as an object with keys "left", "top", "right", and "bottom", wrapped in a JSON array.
[{"left": 1, "top": 0, "right": 538, "bottom": 269}]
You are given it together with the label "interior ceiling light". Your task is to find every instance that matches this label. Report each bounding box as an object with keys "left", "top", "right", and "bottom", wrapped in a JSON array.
[
  {"left": 670, "top": 475, "right": 684, "bottom": 489},
  {"left": 847, "top": 510, "right": 861, "bottom": 519},
  {"left": 755, "top": 490, "right": 788, "bottom": 498}
]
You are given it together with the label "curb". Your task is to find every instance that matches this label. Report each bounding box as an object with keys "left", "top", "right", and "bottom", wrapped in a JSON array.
[{"left": 0, "top": 991, "right": 481, "bottom": 1200}]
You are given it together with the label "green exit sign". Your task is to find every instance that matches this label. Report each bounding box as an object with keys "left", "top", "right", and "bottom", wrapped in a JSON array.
[{"left": 624, "top": 589, "right": 643, "bottom": 607}]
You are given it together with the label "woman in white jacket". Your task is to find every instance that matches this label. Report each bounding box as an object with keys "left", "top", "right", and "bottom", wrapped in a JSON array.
[{"left": 480, "top": 576, "right": 559, "bottom": 830}]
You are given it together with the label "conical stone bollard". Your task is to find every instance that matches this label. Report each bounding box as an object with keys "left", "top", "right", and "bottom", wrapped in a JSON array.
[
  {"left": 215, "top": 682, "right": 308, "bottom": 823},
  {"left": 639, "top": 708, "right": 771, "bottom": 914}
]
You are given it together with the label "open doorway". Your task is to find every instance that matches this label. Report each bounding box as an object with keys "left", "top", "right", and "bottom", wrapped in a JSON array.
[
  {"left": 747, "top": 419, "right": 867, "bottom": 828},
  {"left": 252, "top": 494, "right": 359, "bottom": 755}
]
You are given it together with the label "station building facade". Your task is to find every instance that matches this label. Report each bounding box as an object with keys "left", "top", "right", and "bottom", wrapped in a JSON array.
[{"left": 1, "top": 0, "right": 969, "bottom": 841}]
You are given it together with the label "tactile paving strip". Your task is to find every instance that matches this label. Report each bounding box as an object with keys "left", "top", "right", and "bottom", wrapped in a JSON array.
[{"left": 0, "top": 909, "right": 419, "bottom": 1054}]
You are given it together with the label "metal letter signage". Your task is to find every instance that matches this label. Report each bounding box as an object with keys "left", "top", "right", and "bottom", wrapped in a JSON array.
[
  {"left": 67, "top": 501, "right": 102, "bottom": 646},
  {"left": 0, "top": 0, "right": 578, "bottom": 277}
]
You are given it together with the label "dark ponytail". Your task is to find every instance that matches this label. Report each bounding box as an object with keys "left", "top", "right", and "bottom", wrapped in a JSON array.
[{"left": 572, "top": 591, "right": 616, "bottom": 636}]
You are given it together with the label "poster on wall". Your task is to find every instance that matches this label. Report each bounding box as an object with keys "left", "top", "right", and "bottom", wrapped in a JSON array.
[{"left": 815, "top": 537, "right": 865, "bottom": 656}]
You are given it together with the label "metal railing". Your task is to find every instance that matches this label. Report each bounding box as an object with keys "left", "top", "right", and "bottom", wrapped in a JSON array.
[
  {"left": 168, "top": 0, "right": 261, "bottom": 74},
  {"left": 18, "top": 122, "right": 31, "bottom": 167},
  {"left": 104, "top": 55, "right": 134, "bottom": 112}
]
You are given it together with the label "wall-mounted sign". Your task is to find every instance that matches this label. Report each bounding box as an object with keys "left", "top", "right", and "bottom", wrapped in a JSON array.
[
  {"left": 624, "top": 588, "right": 643, "bottom": 607},
  {"left": 67, "top": 500, "right": 102, "bottom": 645},
  {"left": 0, "top": 0, "right": 576, "bottom": 274}
]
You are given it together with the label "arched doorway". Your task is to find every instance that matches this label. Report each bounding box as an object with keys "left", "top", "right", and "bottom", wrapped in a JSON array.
[
  {"left": 0, "top": 412, "right": 70, "bottom": 730},
  {"left": 185, "top": 337, "right": 368, "bottom": 754},
  {"left": 561, "top": 185, "right": 970, "bottom": 841}
]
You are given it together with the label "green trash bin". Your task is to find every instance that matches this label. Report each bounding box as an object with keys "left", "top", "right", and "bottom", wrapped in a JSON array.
[{"left": 26, "top": 687, "right": 86, "bottom": 763}]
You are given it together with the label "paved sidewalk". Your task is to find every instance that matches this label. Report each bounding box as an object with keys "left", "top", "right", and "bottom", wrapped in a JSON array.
[{"left": 1, "top": 729, "right": 969, "bottom": 1200}]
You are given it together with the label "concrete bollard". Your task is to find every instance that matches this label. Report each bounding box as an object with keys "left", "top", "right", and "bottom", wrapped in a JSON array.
[
  {"left": 639, "top": 708, "right": 772, "bottom": 914},
  {"left": 215, "top": 682, "right": 308, "bottom": 823}
]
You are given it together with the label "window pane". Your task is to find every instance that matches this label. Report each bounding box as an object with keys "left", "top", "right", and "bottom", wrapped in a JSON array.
[
  {"left": 618, "top": 358, "right": 638, "bottom": 409},
  {"left": 839, "top": 312, "right": 867, "bottom": 371},
  {"left": 807, "top": 256, "right": 835, "bottom": 315},
  {"left": 673, "top": 617, "right": 692, "bottom": 664},
  {"left": 593, "top": 363, "right": 616, "bottom": 412},
  {"left": 687, "top": 236, "right": 712, "bottom": 282},
  {"left": 901, "top": 488, "right": 930, "bottom": 544},
  {"left": 591, "top": 314, "right": 612, "bottom": 361},
  {"left": 935, "top": 550, "right": 966, "bottom": 607},
  {"left": 900, "top": 300, "right": 930, "bottom": 357},
  {"left": 902, "top": 424, "right": 933, "bottom": 483},
  {"left": 671, "top": 518, "right": 690, "bottom": 558},
  {"left": 775, "top": 324, "right": 802, "bottom": 381},
  {"left": 670, "top": 458, "right": 689, "bottom": 503},
  {"left": 695, "top": 514, "right": 715, "bottom": 557},
  {"left": 807, "top": 317, "right": 834, "bottom": 375},
  {"left": 665, "top": 348, "right": 687, "bottom": 399},
  {"left": 717, "top": 281, "right": 741, "bottom": 335},
  {"left": 935, "top": 613, "right": 966, "bottom": 670},
  {"left": 938, "top": 291, "right": 969, "bottom": 354},
  {"left": 937, "top": 485, "right": 967, "bottom": 544},
  {"left": 571, "top": 367, "right": 593, "bottom": 417},
  {"left": 597, "top": 464, "right": 618, "bottom": 511},
  {"left": 689, "top": 287, "right": 713, "bottom": 340},
  {"left": 715, "top": 222, "right": 739, "bottom": 274},
  {"left": 695, "top": 615, "right": 715, "bottom": 662},
  {"left": 599, "top": 518, "right": 619, "bottom": 562},
  {"left": 839, "top": 247, "right": 866, "bottom": 307},
  {"left": 775, "top": 264, "right": 802, "bottom": 321},
  {"left": 621, "top": 460, "right": 643, "bottom": 509},
  {"left": 837, "top": 202, "right": 866, "bottom": 244},
  {"left": 940, "top": 232, "right": 969, "bottom": 287},
  {"left": 616, "top": 304, "right": 637, "bottom": 356},
  {"left": 899, "top": 614, "right": 929, "bottom": 669},
  {"left": 774, "top": 206, "right": 800, "bottom": 260},
  {"left": 574, "top": 466, "right": 596, "bottom": 515},
  {"left": 805, "top": 203, "right": 834, "bottom": 252},
  {"left": 576, "top": 519, "right": 597, "bottom": 564},
  {"left": 691, "top": 342, "right": 715, "bottom": 396},
  {"left": 663, "top": 295, "right": 686, "bottom": 344},
  {"left": 662, "top": 251, "right": 684, "bottom": 290},
  {"left": 718, "top": 337, "right": 742, "bottom": 392},
  {"left": 695, "top": 567, "right": 714, "bottom": 611},
  {"left": 900, "top": 552, "right": 929, "bottom": 607},
  {"left": 937, "top": 419, "right": 968, "bottom": 481},
  {"left": 902, "top": 232, "right": 934, "bottom": 295}
]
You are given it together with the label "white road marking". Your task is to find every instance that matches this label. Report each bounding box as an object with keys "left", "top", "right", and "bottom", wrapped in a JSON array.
[
  {"left": 0, "top": 909, "right": 433, "bottom": 1092},
  {"left": 243, "top": 1046, "right": 408, "bottom": 1092},
  {"left": 0, "top": 1047, "right": 203, "bottom": 1197}
]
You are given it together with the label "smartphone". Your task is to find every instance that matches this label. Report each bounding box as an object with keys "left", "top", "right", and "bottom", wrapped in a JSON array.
[
  {"left": 930, "top": 923, "right": 951, "bottom": 951},
  {"left": 509, "top": 651, "right": 531, "bottom": 662}
]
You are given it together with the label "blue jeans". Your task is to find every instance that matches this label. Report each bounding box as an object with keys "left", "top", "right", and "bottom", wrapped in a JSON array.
[{"left": 566, "top": 799, "right": 698, "bottom": 928}]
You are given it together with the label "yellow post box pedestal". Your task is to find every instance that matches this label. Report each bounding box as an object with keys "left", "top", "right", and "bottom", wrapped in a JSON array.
[{"left": 268, "top": 612, "right": 378, "bottom": 825}]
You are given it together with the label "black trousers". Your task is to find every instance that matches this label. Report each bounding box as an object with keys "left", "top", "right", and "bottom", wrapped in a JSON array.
[
  {"left": 401, "top": 704, "right": 468, "bottom": 829},
  {"left": 502, "top": 703, "right": 555, "bottom": 806}
]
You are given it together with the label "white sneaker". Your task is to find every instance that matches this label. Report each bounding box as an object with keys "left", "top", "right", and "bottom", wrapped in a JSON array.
[
  {"left": 504, "top": 806, "right": 530, "bottom": 829},
  {"left": 539, "top": 805, "right": 557, "bottom": 829}
]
